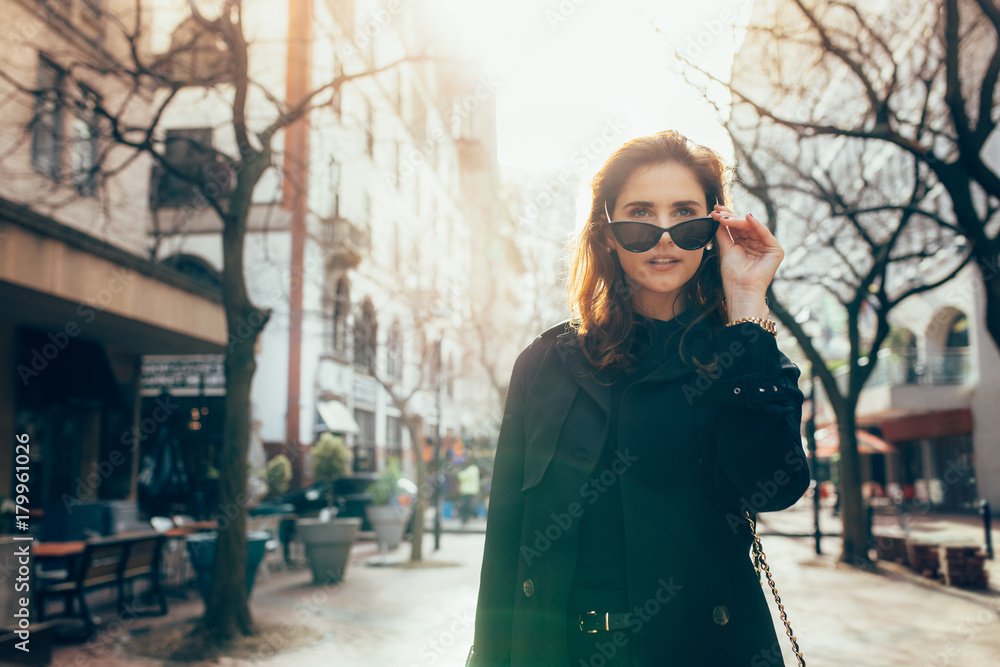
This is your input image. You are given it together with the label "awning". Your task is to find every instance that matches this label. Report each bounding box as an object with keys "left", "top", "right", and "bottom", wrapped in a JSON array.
[
  {"left": 315, "top": 400, "right": 359, "bottom": 435},
  {"left": 812, "top": 428, "right": 898, "bottom": 458}
]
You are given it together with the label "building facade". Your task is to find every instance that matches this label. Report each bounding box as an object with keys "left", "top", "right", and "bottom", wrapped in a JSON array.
[
  {"left": 0, "top": 0, "right": 226, "bottom": 521},
  {"left": 145, "top": 0, "right": 522, "bottom": 486}
]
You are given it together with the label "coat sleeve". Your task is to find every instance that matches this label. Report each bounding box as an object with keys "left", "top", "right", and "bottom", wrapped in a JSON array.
[
  {"left": 467, "top": 344, "right": 534, "bottom": 667},
  {"left": 696, "top": 322, "right": 810, "bottom": 514}
]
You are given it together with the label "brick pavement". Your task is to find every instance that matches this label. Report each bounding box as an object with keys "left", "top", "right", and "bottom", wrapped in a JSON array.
[{"left": 46, "top": 500, "right": 1000, "bottom": 666}]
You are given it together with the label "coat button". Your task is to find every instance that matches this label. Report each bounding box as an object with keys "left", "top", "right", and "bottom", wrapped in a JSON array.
[
  {"left": 712, "top": 605, "right": 730, "bottom": 626},
  {"left": 522, "top": 579, "right": 535, "bottom": 598}
]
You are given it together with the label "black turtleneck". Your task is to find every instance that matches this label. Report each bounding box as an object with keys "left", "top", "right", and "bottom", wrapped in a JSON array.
[{"left": 570, "top": 311, "right": 689, "bottom": 591}]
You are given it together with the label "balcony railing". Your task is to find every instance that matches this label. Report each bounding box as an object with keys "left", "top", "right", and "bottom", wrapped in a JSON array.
[
  {"left": 835, "top": 347, "right": 974, "bottom": 393},
  {"left": 321, "top": 216, "right": 370, "bottom": 269}
]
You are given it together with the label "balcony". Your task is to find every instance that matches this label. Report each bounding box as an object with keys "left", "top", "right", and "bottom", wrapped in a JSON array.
[
  {"left": 843, "top": 348, "right": 974, "bottom": 391},
  {"left": 849, "top": 348, "right": 976, "bottom": 420},
  {"left": 321, "top": 216, "right": 370, "bottom": 270},
  {"left": 150, "top": 160, "right": 234, "bottom": 209}
]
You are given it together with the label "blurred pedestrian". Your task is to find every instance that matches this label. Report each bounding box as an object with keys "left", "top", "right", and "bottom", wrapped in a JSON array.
[
  {"left": 458, "top": 462, "right": 481, "bottom": 525},
  {"left": 467, "top": 131, "right": 809, "bottom": 666}
]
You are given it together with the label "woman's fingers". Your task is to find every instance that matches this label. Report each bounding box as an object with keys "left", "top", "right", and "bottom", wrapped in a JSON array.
[{"left": 717, "top": 213, "right": 780, "bottom": 253}]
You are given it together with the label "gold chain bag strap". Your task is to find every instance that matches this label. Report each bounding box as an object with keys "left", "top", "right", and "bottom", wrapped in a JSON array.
[{"left": 746, "top": 510, "right": 806, "bottom": 667}]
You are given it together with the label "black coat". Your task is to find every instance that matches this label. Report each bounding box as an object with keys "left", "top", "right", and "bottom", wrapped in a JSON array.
[{"left": 469, "top": 316, "right": 809, "bottom": 667}]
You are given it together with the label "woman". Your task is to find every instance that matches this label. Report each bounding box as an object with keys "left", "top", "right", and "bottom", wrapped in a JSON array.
[{"left": 467, "top": 131, "right": 809, "bottom": 667}]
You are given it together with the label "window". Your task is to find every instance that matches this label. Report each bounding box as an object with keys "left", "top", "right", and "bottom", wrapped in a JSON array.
[
  {"left": 353, "top": 299, "right": 377, "bottom": 374},
  {"left": 328, "top": 157, "right": 341, "bottom": 218},
  {"left": 353, "top": 408, "right": 376, "bottom": 473},
  {"left": 364, "top": 100, "right": 374, "bottom": 158},
  {"left": 32, "top": 57, "right": 64, "bottom": 180},
  {"left": 154, "top": 127, "right": 228, "bottom": 207},
  {"left": 332, "top": 278, "right": 351, "bottom": 356},
  {"left": 430, "top": 340, "right": 442, "bottom": 388},
  {"left": 362, "top": 192, "right": 372, "bottom": 226},
  {"left": 387, "top": 319, "right": 403, "bottom": 381},
  {"left": 386, "top": 416, "right": 402, "bottom": 464},
  {"left": 71, "top": 85, "right": 100, "bottom": 196},
  {"left": 168, "top": 17, "right": 231, "bottom": 84},
  {"left": 331, "top": 57, "right": 343, "bottom": 118},
  {"left": 412, "top": 97, "right": 426, "bottom": 144},
  {"left": 388, "top": 141, "right": 399, "bottom": 188}
]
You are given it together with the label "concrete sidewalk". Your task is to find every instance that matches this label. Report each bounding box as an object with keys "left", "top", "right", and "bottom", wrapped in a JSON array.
[{"left": 49, "top": 501, "right": 1000, "bottom": 666}]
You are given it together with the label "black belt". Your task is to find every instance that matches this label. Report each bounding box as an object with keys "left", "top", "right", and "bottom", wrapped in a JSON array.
[{"left": 578, "top": 611, "right": 632, "bottom": 633}]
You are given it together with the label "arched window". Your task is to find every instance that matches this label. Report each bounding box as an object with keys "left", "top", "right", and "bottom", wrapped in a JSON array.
[
  {"left": 162, "top": 253, "right": 222, "bottom": 289},
  {"left": 946, "top": 313, "right": 968, "bottom": 348},
  {"left": 887, "top": 328, "right": 917, "bottom": 384},
  {"left": 942, "top": 313, "right": 969, "bottom": 384},
  {"left": 353, "top": 298, "right": 377, "bottom": 374},
  {"left": 332, "top": 278, "right": 350, "bottom": 356}
]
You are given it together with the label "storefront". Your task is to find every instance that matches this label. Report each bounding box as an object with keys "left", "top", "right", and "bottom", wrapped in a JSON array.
[{"left": 0, "top": 202, "right": 226, "bottom": 533}]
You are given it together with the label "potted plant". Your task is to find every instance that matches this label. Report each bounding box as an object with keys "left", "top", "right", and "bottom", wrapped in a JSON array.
[
  {"left": 295, "top": 433, "right": 360, "bottom": 584},
  {"left": 266, "top": 454, "right": 293, "bottom": 499},
  {"left": 365, "top": 457, "right": 412, "bottom": 551}
]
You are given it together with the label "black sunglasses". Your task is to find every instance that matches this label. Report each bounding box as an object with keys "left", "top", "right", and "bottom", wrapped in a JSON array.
[{"left": 605, "top": 199, "right": 719, "bottom": 252}]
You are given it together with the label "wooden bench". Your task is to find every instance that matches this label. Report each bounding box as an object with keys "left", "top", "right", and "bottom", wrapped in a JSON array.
[{"left": 36, "top": 532, "right": 167, "bottom": 637}]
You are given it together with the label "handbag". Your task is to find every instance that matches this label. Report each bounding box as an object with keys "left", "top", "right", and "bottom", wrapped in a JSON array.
[{"left": 747, "top": 510, "right": 806, "bottom": 667}]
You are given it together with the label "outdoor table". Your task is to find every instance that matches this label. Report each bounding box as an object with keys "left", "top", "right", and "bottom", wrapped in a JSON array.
[
  {"left": 33, "top": 541, "right": 86, "bottom": 559},
  {"left": 166, "top": 521, "right": 216, "bottom": 535}
]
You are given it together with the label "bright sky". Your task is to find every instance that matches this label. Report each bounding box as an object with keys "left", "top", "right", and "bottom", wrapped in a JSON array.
[{"left": 431, "top": 0, "right": 752, "bottom": 173}]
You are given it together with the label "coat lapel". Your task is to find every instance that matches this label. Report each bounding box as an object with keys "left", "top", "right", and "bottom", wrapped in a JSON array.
[{"left": 554, "top": 328, "right": 611, "bottom": 416}]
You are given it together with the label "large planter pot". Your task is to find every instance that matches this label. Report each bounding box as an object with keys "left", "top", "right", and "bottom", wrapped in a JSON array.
[
  {"left": 365, "top": 504, "right": 412, "bottom": 550},
  {"left": 185, "top": 531, "right": 269, "bottom": 603},
  {"left": 296, "top": 517, "right": 361, "bottom": 584}
]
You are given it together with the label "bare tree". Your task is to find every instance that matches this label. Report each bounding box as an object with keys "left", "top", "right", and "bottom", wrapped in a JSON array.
[
  {"left": 725, "top": 0, "right": 1000, "bottom": 350},
  {"left": 351, "top": 272, "right": 464, "bottom": 562},
  {"left": 731, "top": 123, "right": 969, "bottom": 564},
  {"left": 660, "top": 0, "right": 991, "bottom": 565},
  {"left": 0, "top": 0, "right": 427, "bottom": 642}
]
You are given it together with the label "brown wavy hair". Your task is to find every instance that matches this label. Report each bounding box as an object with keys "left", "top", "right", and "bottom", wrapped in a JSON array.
[{"left": 566, "top": 130, "right": 731, "bottom": 378}]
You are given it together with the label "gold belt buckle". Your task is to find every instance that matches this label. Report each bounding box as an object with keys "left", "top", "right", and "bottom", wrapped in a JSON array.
[{"left": 579, "top": 611, "right": 609, "bottom": 633}]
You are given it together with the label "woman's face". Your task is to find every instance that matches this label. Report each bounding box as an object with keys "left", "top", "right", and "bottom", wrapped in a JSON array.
[{"left": 604, "top": 161, "right": 710, "bottom": 320}]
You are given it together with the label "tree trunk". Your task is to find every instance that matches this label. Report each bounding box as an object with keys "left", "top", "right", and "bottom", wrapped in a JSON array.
[
  {"left": 406, "top": 420, "right": 427, "bottom": 562},
  {"left": 201, "top": 328, "right": 258, "bottom": 639},
  {"left": 836, "top": 412, "right": 871, "bottom": 565},
  {"left": 198, "top": 153, "right": 270, "bottom": 640}
]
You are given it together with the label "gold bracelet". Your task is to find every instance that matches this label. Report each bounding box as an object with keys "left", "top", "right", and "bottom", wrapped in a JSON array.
[{"left": 726, "top": 317, "right": 777, "bottom": 336}]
